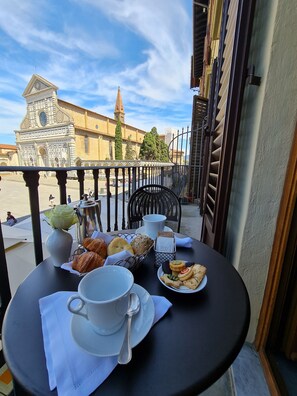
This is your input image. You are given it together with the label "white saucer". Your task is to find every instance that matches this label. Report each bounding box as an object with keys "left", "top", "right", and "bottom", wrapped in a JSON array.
[
  {"left": 136, "top": 226, "right": 173, "bottom": 237},
  {"left": 157, "top": 266, "right": 207, "bottom": 294},
  {"left": 71, "top": 284, "right": 154, "bottom": 357}
]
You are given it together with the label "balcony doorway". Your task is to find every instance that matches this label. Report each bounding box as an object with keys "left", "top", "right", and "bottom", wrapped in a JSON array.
[
  {"left": 265, "top": 201, "right": 297, "bottom": 395},
  {"left": 256, "top": 129, "right": 297, "bottom": 395}
]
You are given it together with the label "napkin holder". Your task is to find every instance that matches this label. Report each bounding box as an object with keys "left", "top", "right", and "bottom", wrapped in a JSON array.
[{"left": 154, "top": 232, "right": 176, "bottom": 268}]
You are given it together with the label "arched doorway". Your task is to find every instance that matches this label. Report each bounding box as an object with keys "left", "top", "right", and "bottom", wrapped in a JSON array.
[{"left": 38, "top": 146, "right": 47, "bottom": 167}]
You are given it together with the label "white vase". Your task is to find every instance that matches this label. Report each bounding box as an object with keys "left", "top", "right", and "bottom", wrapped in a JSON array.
[{"left": 46, "top": 228, "right": 73, "bottom": 267}]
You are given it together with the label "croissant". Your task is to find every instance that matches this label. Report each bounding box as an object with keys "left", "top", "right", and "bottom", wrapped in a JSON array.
[
  {"left": 83, "top": 237, "right": 107, "bottom": 258},
  {"left": 72, "top": 251, "right": 105, "bottom": 273}
]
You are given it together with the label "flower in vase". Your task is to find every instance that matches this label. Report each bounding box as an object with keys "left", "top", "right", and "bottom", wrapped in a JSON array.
[{"left": 44, "top": 204, "right": 78, "bottom": 231}]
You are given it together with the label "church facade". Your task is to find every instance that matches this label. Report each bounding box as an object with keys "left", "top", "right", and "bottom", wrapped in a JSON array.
[{"left": 15, "top": 75, "right": 147, "bottom": 167}]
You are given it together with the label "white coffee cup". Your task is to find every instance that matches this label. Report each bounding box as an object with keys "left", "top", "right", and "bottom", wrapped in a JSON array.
[
  {"left": 67, "top": 265, "right": 134, "bottom": 335},
  {"left": 143, "top": 214, "right": 167, "bottom": 240}
]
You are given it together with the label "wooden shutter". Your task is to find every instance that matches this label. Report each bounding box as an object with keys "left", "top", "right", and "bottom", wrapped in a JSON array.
[
  {"left": 199, "top": 56, "right": 218, "bottom": 215},
  {"left": 201, "top": 0, "right": 256, "bottom": 252},
  {"left": 189, "top": 95, "right": 208, "bottom": 201}
]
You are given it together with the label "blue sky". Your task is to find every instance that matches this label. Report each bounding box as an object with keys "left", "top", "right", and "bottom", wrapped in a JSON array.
[{"left": 0, "top": 0, "right": 194, "bottom": 145}]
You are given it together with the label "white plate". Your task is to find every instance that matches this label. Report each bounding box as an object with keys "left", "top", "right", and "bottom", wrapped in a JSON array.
[
  {"left": 136, "top": 226, "right": 173, "bottom": 236},
  {"left": 71, "top": 284, "right": 154, "bottom": 357},
  {"left": 157, "top": 266, "right": 207, "bottom": 294}
]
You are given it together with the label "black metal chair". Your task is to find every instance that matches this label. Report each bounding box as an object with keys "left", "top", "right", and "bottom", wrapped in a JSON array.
[{"left": 127, "top": 184, "right": 182, "bottom": 232}]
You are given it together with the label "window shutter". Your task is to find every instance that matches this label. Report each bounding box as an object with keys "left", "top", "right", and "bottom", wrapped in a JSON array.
[{"left": 201, "top": 0, "right": 256, "bottom": 252}]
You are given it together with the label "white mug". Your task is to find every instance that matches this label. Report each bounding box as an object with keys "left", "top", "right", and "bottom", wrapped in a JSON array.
[
  {"left": 67, "top": 265, "right": 134, "bottom": 335},
  {"left": 143, "top": 214, "right": 167, "bottom": 240}
]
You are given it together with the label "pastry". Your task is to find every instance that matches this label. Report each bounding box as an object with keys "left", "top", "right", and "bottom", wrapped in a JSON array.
[
  {"left": 131, "top": 234, "right": 154, "bottom": 255},
  {"left": 178, "top": 266, "right": 194, "bottom": 281},
  {"left": 183, "top": 277, "right": 200, "bottom": 290},
  {"left": 107, "top": 237, "right": 134, "bottom": 256},
  {"left": 169, "top": 260, "right": 186, "bottom": 273},
  {"left": 178, "top": 264, "right": 207, "bottom": 289},
  {"left": 192, "top": 264, "right": 207, "bottom": 286},
  {"left": 161, "top": 262, "right": 207, "bottom": 290},
  {"left": 160, "top": 274, "right": 182, "bottom": 289},
  {"left": 83, "top": 237, "right": 107, "bottom": 258},
  {"left": 72, "top": 251, "right": 105, "bottom": 273}
]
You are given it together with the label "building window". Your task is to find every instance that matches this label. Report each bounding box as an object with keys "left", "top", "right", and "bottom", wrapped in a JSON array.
[
  {"left": 39, "top": 111, "right": 47, "bottom": 126},
  {"left": 84, "top": 136, "right": 89, "bottom": 153},
  {"left": 109, "top": 141, "right": 113, "bottom": 160}
]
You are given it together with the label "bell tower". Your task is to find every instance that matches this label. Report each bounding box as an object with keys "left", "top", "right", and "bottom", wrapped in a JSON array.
[{"left": 114, "top": 86, "right": 125, "bottom": 123}]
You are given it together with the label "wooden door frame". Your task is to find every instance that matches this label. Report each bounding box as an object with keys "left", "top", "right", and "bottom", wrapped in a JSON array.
[{"left": 254, "top": 126, "right": 297, "bottom": 395}]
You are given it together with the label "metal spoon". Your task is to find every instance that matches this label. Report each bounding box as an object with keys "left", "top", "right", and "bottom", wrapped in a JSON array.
[{"left": 118, "top": 292, "right": 140, "bottom": 364}]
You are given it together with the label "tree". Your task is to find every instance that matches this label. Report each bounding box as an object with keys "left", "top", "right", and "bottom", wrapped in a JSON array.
[
  {"left": 139, "top": 129, "right": 157, "bottom": 160},
  {"left": 139, "top": 127, "right": 169, "bottom": 161},
  {"left": 158, "top": 139, "right": 170, "bottom": 162},
  {"left": 151, "top": 127, "right": 161, "bottom": 160},
  {"left": 125, "top": 135, "right": 134, "bottom": 160},
  {"left": 115, "top": 120, "right": 123, "bottom": 160}
]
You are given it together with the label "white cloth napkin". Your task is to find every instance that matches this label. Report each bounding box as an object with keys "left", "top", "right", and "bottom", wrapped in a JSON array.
[
  {"left": 104, "top": 249, "right": 132, "bottom": 265},
  {"left": 61, "top": 261, "right": 82, "bottom": 275},
  {"left": 175, "top": 236, "right": 193, "bottom": 248},
  {"left": 39, "top": 291, "right": 172, "bottom": 396},
  {"left": 91, "top": 231, "right": 114, "bottom": 244},
  {"left": 91, "top": 231, "right": 135, "bottom": 245}
]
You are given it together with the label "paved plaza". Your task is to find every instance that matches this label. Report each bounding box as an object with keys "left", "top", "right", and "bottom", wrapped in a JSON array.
[
  {"left": 0, "top": 173, "right": 101, "bottom": 223},
  {"left": 0, "top": 173, "right": 202, "bottom": 238}
]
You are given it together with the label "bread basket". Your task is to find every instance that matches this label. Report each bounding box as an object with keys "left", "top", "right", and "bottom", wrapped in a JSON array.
[{"left": 111, "top": 233, "right": 153, "bottom": 272}]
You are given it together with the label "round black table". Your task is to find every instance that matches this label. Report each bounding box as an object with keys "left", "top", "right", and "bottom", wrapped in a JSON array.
[{"left": 2, "top": 236, "right": 250, "bottom": 396}]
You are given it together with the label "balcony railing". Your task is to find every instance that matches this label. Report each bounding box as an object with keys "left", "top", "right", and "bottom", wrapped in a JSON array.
[{"left": 0, "top": 161, "right": 177, "bottom": 329}]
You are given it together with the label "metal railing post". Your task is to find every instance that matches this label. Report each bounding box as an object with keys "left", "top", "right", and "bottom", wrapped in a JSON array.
[
  {"left": 114, "top": 168, "right": 119, "bottom": 231},
  {"left": 23, "top": 171, "right": 43, "bottom": 265},
  {"left": 132, "top": 167, "right": 137, "bottom": 193},
  {"left": 93, "top": 169, "right": 99, "bottom": 200},
  {"left": 0, "top": 220, "right": 11, "bottom": 328},
  {"left": 56, "top": 170, "right": 67, "bottom": 204},
  {"left": 105, "top": 168, "right": 111, "bottom": 232},
  {"left": 161, "top": 167, "right": 164, "bottom": 185},
  {"left": 77, "top": 169, "right": 85, "bottom": 199}
]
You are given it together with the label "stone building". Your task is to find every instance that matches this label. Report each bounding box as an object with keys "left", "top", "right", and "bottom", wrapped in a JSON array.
[
  {"left": 0, "top": 144, "right": 18, "bottom": 166},
  {"left": 15, "top": 75, "right": 146, "bottom": 167}
]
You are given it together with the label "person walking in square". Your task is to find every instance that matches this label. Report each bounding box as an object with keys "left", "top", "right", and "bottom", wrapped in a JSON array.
[
  {"left": 7, "top": 211, "right": 17, "bottom": 226},
  {"left": 49, "top": 194, "right": 55, "bottom": 207}
]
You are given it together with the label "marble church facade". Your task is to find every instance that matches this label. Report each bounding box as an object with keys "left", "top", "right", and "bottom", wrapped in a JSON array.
[{"left": 15, "top": 75, "right": 146, "bottom": 167}]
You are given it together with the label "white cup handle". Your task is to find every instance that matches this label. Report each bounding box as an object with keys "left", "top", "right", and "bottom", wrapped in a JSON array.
[{"left": 67, "top": 295, "right": 88, "bottom": 320}]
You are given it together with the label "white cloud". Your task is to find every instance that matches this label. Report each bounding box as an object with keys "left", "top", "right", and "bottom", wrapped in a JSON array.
[
  {"left": 78, "top": 0, "right": 192, "bottom": 101},
  {"left": 0, "top": 0, "right": 118, "bottom": 59}
]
